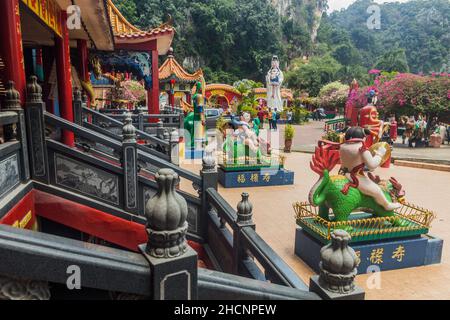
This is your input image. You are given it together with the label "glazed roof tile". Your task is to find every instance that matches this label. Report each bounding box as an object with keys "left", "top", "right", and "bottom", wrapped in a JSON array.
[
  {"left": 107, "top": 0, "right": 174, "bottom": 40},
  {"left": 159, "top": 51, "right": 204, "bottom": 83}
]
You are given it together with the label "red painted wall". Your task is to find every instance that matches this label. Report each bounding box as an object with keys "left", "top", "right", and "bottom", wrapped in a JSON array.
[{"left": 0, "top": 190, "right": 36, "bottom": 229}]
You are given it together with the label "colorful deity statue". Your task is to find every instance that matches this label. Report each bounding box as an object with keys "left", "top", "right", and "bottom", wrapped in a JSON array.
[
  {"left": 359, "top": 94, "right": 384, "bottom": 149},
  {"left": 184, "top": 81, "right": 206, "bottom": 149},
  {"left": 266, "top": 55, "right": 284, "bottom": 111},
  {"left": 192, "top": 81, "right": 206, "bottom": 149},
  {"left": 309, "top": 127, "right": 405, "bottom": 224}
]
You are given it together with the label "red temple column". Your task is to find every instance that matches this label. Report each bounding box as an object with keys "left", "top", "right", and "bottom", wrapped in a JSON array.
[
  {"left": 77, "top": 39, "right": 90, "bottom": 107},
  {"left": 0, "top": 0, "right": 26, "bottom": 103},
  {"left": 55, "top": 11, "right": 74, "bottom": 146},
  {"left": 147, "top": 49, "right": 159, "bottom": 121},
  {"left": 77, "top": 40, "right": 89, "bottom": 82}
]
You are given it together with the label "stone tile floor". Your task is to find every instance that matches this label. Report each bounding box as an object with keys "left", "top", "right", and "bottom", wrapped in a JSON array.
[{"left": 182, "top": 148, "right": 450, "bottom": 299}]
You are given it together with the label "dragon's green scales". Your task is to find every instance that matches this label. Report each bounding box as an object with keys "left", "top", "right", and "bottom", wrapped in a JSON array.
[{"left": 309, "top": 147, "right": 406, "bottom": 228}]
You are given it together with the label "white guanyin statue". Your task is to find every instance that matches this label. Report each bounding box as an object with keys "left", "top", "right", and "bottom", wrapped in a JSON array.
[{"left": 266, "top": 55, "right": 284, "bottom": 111}]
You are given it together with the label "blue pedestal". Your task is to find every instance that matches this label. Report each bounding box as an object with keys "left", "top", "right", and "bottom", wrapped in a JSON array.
[
  {"left": 185, "top": 148, "right": 204, "bottom": 160},
  {"left": 295, "top": 226, "right": 443, "bottom": 274},
  {"left": 218, "top": 167, "right": 294, "bottom": 188}
]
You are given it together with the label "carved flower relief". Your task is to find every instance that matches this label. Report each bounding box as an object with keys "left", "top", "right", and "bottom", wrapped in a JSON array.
[{"left": 0, "top": 276, "right": 50, "bottom": 300}]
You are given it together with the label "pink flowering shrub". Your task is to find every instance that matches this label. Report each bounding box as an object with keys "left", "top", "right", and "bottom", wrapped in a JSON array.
[{"left": 347, "top": 73, "right": 450, "bottom": 116}]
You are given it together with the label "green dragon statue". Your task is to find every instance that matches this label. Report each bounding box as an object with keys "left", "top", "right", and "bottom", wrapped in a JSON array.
[{"left": 309, "top": 146, "right": 406, "bottom": 224}]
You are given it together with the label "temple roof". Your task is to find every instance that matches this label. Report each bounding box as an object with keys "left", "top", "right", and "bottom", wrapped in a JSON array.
[
  {"left": 107, "top": 0, "right": 174, "bottom": 54},
  {"left": 205, "top": 84, "right": 241, "bottom": 95},
  {"left": 159, "top": 49, "right": 204, "bottom": 83}
]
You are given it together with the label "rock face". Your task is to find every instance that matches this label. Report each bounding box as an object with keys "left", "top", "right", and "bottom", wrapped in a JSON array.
[{"left": 270, "top": 0, "right": 327, "bottom": 43}]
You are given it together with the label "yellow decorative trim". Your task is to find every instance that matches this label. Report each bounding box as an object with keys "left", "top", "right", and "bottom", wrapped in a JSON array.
[{"left": 293, "top": 201, "right": 435, "bottom": 241}]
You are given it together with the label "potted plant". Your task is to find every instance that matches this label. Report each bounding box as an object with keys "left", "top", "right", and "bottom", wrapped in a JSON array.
[{"left": 284, "top": 124, "right": 295, "bottom": 152}]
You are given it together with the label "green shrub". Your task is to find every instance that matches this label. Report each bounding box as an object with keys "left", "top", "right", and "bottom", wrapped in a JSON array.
[{"left": 285, "top": 124, "right": 295, "bottom": 140}]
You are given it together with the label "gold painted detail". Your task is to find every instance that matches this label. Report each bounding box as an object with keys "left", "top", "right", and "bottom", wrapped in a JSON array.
[
  {"left": 293, "top": 201, "right": 435, "bottom": 241},
  {"left": 11, "top": 210, "right": 33, "bottom": 229}
]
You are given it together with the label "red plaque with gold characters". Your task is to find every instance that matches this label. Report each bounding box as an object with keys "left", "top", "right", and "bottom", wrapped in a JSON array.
[{"left": 21, "top": 0, "right": 61, "bottom": 37}]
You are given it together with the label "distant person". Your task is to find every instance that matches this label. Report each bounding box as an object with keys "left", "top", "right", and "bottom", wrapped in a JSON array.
[
  {"left": 268, "top": 108, "right": 273, "bottom": 130},
  {"left": 257, "top": 107, "right": 265, "bottom": 129},
  {"left": 286, "top": 109, "right": 293, "bottom": 124},
  {"left": 272, "top": 108, "right": 278, "bottom": 131},
  {"left": 312, "top": 108, "right": 318, "bottom": 121}
]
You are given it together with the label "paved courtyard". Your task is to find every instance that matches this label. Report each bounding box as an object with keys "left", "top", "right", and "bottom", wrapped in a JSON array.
[
  {"left": 182, "top": 121, "right": 450, "bottom": 300},
  {"left": 276, "top": 120, "right": 450, "bottom": 164}
]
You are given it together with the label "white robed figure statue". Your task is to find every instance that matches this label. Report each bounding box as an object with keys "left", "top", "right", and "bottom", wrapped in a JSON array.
[{"left": 266, "top": 55, "right": 284, "bottom": 111}]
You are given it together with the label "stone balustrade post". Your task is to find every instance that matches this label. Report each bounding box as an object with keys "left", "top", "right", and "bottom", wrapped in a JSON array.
[
  {"left": 199, "top": 146, "right": 218, "bottom": 239},
  {"left": 122, "top": 112, "right": 138, "bottom": 214},
  {"left": 309, "top": 229, "right": 365, "bottom": 300},
  {"left": 139, "top": 168, "right": 198, "bottom": 300},
  {"left": 169, "top": 129, "right": 179, "bottom": 165},
  {"left": 2, "top": 81, "right": 30, "bottom": 182},
  {"left": 156, "top": 120, "right": 164, "bottom": 139},
  {"left": 73, "top": 87, "right": 82, "bottom": 126},
  {"left": 25, "top": 76, "right": 49, "bottom": 183},
  {"left": 233, "top": 192, "right": 255, "bottom": 275}
]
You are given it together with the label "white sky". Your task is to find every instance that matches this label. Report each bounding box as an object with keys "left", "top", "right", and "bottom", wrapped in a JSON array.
[{"left": 328, "top": 0, "right": 412, "bottom": 13}]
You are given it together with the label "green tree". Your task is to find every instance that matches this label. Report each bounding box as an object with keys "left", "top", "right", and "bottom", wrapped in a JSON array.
[
  {"left": 374, "top": 48, "right": 410, "bottom": 73},
  {"left": 285, "top": 54, "right": 342, "bottom": 96}
]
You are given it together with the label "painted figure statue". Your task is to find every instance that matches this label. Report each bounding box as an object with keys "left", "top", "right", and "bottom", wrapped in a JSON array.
[
  {"left": 266, "top": 56, "right": 284, "bottom": 111},
  {"left": 223, "top": 112, "right": 267, "bottom": 163},
  {"left": 184, "top": 81, "right": 206, "bottom": 149},
  {"left": 359, "top": 97, "right": 384, "bottom": 148},
  {"left": 309, "top": 127, "right": 405, "bottom": 224}
]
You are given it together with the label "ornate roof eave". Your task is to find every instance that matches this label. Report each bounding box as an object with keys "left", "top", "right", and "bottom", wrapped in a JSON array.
[
  {"left": 205, "top": 84, "right": 241, "bottom": 96},
  {"left": 107, "top": 0, "right": 174, "bottom": 54},
  {"left": 159, "top": 52, "right": 204, "bottom": 83}
]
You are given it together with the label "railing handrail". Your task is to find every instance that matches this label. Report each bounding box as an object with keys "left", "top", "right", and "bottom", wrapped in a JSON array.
[
  {"left": 205, "top": 187, "right": 309, "bottom": 291},
  {"left": 240, "top": 227, "right": 310, "bottom": 290},
  {"left": 138, "top": 150, "right": 201, "bottom": 186},
  {"left": 198, "top": 268, "right": 320, "bottom": 300},
  {"left": 206, "top": 187, "right": 237, "bottom": 227},
  {"left": 0, "top": 111, "right": 19, "bottom": 126},
  {"left": 44, "top": 112, "right": 123, "bottom": 152},
  {"left": 82, "top": 107, "right": 169, "bottom": 147},
  {"left": 325, "top": 117, "right": 346, "bottom": 125}
]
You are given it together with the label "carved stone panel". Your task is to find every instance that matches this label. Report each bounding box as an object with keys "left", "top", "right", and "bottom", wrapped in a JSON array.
[
  {"left": 0, "top": 276, "right": 50, "bottom": 300},
  {"left": 28, "top": 107, "right": 46, "bottom": 177},
  {"left": 187, "top": 203, "right": 199, "bottom": 234},
  {"left": 0, "top": 154, "right": 20, "bottom": 199},
  {"left": 55, "top": 153, "right": 119, "bottom": 205},
  {"left": 124, "top": 146, "right": 137, "bottom": 209}
]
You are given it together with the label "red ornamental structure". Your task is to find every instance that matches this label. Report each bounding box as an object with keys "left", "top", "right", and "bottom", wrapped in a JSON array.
[{"left": 0, "top": 0, "right": 174, "bottom": 138}]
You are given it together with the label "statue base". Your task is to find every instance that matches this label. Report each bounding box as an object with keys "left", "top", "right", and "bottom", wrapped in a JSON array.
[
  {"left": 218, "top": 166, "right": 294, "bottom": 188},
  {"left": 295, "top": 226, "right": 443, "bottom": 274}
]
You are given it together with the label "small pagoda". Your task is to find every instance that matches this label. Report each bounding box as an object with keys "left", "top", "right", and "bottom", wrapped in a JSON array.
[{"left": 159, "top": 48, "right": 204, "bottom": 110}]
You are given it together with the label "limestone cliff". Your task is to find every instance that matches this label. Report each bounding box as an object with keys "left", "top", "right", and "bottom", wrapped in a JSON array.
[{"left": 270, "top": 0, "right": 327, "bottom": 43}]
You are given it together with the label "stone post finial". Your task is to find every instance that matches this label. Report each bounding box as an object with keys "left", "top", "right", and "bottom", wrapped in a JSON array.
[
  {"left": 26, "top": 76, "right": 42, "bottom": 103},
  {"left": 202, "top": 145, "right": 216, "bottom": 172},
  {"left": 3, "top": 81, "right": 21, "bottom": 110},
  {"left": 145, "top": 168, "right": 188, "bottom": 258},
  {"left": 122, "top": 112, "right": 136, "bottom": 143},
  {"left": 73, "top": 87, "right": 82, "bottom": 101},
  {"left": 319, "top": 229, "right": 359, "bottom": 294},
  {"left": 237, "top": 192, "right": 253, "bottom": 225}
]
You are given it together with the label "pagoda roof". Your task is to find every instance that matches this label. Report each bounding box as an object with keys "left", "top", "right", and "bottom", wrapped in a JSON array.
[
  {"left": 205, "top": 84, "right": 241, "bottom": 95},
  {"left": 107, "top": 0, "right": 174, "bottom": 54},
  {"left": 159, "top": 49, "right": 204, "bottom": 83}
]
